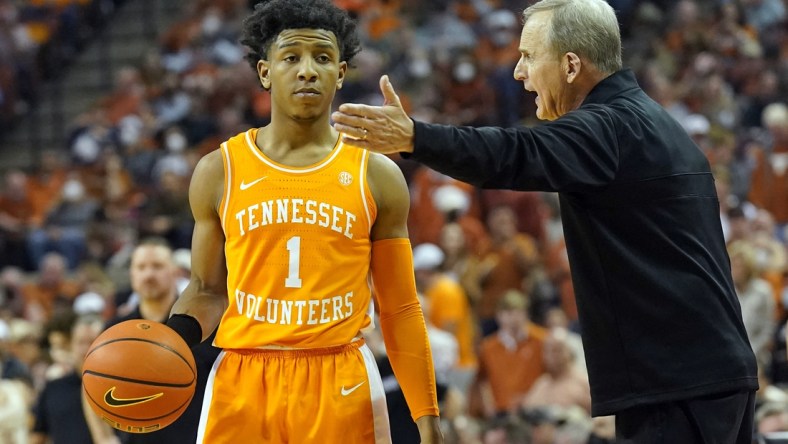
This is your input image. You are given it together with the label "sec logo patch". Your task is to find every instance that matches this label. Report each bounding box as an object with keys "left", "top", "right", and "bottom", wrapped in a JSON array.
[{"left": 338, "top": 171, "right": 353, "bottom": 186}]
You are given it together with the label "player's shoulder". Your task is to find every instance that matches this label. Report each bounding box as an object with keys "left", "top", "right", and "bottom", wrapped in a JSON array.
[
  {"left": 193, "top": 149, "right": 225, "bottom": 181},
  {"left": 366, "top": 152, "right": 406, "bottom": 187},
  {"left": 365, "top": 152, "right": 408, "bottom": 206}
]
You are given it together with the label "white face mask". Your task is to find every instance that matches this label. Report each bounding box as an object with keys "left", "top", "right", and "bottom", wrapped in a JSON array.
[
  {"left": 202, "top": 14, "right": 222, "bottom": 37},
  {"left": 771, "top": 153, "right": 788, "bottom": 175},
  {"left": 166, "top": 133, "right": 187, "bottom": 153},
  {"left": 452, "top": 62, "right": 476, "bottom": 83},
  {"left": 72, "top": 134, "right": 101, "bottom": 163},
  {"left": 62, "top": 179, "right": 85, "bottom": 202},
  {"left": 409, "top": 58, "right": 432, "bottom": 79}
]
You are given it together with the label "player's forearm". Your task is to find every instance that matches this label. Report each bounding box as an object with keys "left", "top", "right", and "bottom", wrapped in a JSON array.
[
  {"left": 372, "top": 238, "right": 440, "bottom": 419},
  {"left": 378, "top": 307, "right": 440, "bottom": 418},
  {"left": 170, "top": 283, "right": 227, "bottom": 342}
]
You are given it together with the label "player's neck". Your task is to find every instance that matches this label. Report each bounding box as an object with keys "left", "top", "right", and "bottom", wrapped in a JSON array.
[
  {"left": 256, "top": 120, "right": 339, "bottom": 165},
  {"left": 263, "top": 115, "right": 337, "bottom": 148}
]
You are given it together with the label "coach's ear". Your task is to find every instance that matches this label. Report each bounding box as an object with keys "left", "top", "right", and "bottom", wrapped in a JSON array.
[{"left": 257, "top": 60, "right": 271, "bottom": 91}]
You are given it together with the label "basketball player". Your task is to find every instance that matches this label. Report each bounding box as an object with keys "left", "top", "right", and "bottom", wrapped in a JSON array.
[{"left": 164, "top": 1, "right": 442, "bottom": 442}]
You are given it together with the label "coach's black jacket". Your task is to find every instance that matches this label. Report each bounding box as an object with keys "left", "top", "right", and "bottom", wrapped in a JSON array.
[{"left": 407, "top": 69, "right": 758, "bottom": 416}]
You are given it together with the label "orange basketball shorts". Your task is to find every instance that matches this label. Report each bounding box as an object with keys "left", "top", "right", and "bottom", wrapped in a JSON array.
[{"left": 196, "top": 340, "right": 392, "bottom": 443}]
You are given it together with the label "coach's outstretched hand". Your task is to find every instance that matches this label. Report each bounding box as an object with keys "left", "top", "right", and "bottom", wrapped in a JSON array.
[{"left": 332, "top": 75, "right": 415, "bottom": 154}]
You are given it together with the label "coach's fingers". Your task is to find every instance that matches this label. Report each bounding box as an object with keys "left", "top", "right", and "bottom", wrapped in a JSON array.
[
  {"left": 380, "top": 75, "right": 403, "bottom": 108},
  {"left": 332, "top": 114, "right": 371, "bottom": 141},
  {"left": 333, "top": 75, "right": 415, "bottom": 154}
]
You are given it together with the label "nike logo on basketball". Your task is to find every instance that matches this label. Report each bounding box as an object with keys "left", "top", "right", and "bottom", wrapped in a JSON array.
[
  {"left": 239, "top": 176, "right": 267, "bottom": 190},
  {"left": 341, "top": 381, "right": 365, "bottom": 396},
  {"left": 104, "top": 387, "right": 163, "bottom": 407}
]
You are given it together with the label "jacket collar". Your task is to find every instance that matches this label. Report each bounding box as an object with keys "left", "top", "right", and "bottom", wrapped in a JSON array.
[{"left": 582, "top": 68, "right": 640, "bottom": 105}]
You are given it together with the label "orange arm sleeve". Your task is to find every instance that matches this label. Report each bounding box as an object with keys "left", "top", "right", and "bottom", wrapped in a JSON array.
[{"left": 371, "top": 238, "right": 439, "bottom": 420}]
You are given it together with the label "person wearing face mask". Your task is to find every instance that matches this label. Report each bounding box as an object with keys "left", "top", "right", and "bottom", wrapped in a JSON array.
[
  {"left": 26, "top": 177, "right": 99, "bottom": 270},
  {"left": 333, "top": 0, "right": 758, "bottom": 441},
  {"left": 152, "top": 126, "right": 191, "bottom": 181},
  {"left": 441, "top": 54, "right": 496, "bottom": 127}
]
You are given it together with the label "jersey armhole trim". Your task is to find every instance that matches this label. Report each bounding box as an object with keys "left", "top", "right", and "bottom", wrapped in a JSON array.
[
  {"left": 219, "top": 142, "right": 232, "bottom": 231},
  {"left": 359, "top": 149, "right": 374, "bottom": 232}
]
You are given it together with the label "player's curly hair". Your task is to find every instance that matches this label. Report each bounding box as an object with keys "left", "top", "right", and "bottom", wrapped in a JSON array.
[{"left": 240, "top": 0, "right": 361, "bottom": 71}]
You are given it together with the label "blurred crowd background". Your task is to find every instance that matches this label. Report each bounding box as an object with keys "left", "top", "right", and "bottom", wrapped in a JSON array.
[{"left": 0, "top": 0, "right": 786, "bottom": 443}]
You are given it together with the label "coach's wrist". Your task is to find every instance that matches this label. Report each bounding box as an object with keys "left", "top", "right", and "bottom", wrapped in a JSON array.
[{"left": 165, "top": 314, "right": 203, "bottom": 348}]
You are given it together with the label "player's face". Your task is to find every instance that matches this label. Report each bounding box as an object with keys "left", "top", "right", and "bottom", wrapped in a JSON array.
[
  {"left": 130, "top": 245, "right": 176, "bottom": 301},
  {"left": 513, "top": 12, "right": 571, "bottom": 121},
  {"left": 258, "top": 29, "right": 347, "bottom": 121}
]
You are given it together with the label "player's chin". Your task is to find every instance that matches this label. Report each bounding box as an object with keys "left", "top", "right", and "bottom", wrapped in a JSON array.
[{"left": 293, "top": 111, "right": 324, "bottom": 122}]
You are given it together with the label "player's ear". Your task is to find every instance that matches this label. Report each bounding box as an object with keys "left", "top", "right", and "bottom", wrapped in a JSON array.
[
  {"left": 336, "top": 61, "right": 347, "bottom": 90},
  {"left": 257, "top": 60, "right": 271, "bottom": 91}
]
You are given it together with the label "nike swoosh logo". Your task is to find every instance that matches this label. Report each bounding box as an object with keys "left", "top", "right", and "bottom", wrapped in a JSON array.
[
  {"left": 341, "top": 381, "right": 366, "bottom": 396},
  {"left": 239, "top": 176, "right": 267, "bottom": 191},
  {"left": 104, "top": 386, "right": 163, "bottom": 407}
]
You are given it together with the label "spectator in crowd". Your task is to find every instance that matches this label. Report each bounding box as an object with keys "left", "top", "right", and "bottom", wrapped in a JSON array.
[
  {"left": 0, "top": 267, "right": 25, "bottom": 319},
  {"left": 40, "top": 309, "right": 77, "bottom": 381},
  {"left": 27, "top": 177, "right": 99, "bottom": 270},
  {"left": 469, "top": 289, "right": 546, "bottom": 419},
  {"left": 522, "top": 327, "right": 592, "bottom": 414},
  {"left": 480, "top": 413, "right": 531, "bottom": 444},
  {"left": 476, "top": 205, "right": 540, "bottom": 337},
  {"left": 413, "top": 242, "right": 478, "bottom": 389},
  {"left": 0, "top": 376, "right": 30, "bottom": 444},
  {"left": 729, "top": 239, "right": 777, "bottom": 369},
  {"left": 542, "top": 306, "right": 584, "bottom": 373},
  {"left": 408, "top": 168, "right": 483, "bottom": 251},
  {"left": 438, "top": 221, "right": 484, "bottom": 307},
  {"left": 31, "top": 313, "right": 103, "bottom": 444},
  {"left": 6, "top": 318, "right": 47, "bottom": 392},
  {"left": 480, "top": 189, "right": 547, "bottom": 251},
  {"left": 138, "top": 171, "right": 193, "bottom": 250},
  {"left": 20, "top": 252, "right": 82, "bottom": 323},
  {"left": 748, "top": 103, "right": 788, "bottom": 242},
  {"left": 0, "top": 170, "right": 34, "bottom": 270},
  {"left": 0, "top": 319, "right": 30, "bottom": 383}
]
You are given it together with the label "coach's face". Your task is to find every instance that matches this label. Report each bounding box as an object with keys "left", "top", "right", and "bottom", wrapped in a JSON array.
[{"left": 514, "top": 11, "right": 576, "bottom": 121}]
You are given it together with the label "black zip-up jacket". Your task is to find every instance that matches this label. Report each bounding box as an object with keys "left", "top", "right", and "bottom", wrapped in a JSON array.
[{"left": 407, "top": 69, "right": 758, "bottom": 416}]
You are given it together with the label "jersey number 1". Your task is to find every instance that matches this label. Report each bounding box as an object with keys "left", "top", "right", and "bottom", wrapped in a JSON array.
[{"left": 285, "top": 236, "right": 303, "bottom": 288}]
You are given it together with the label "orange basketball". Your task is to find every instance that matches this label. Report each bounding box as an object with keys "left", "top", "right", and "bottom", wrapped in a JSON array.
[{"left": 82, "top": 319, "right": 197, "bottom": 434}]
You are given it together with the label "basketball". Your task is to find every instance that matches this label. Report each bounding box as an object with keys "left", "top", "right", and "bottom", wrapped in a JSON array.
[{"left": 82, "top": 319, "right": 197, "bottom": 434}]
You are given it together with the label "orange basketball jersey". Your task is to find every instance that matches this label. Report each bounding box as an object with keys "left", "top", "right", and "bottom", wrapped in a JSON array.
[{"left": 215, "top": 129, "right": 377, "bottom": 349}]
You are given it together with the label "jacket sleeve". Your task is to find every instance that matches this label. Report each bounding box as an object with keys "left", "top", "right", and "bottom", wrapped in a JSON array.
[{"left": 409, "top": 106, "right": 620, "bottom": 192}]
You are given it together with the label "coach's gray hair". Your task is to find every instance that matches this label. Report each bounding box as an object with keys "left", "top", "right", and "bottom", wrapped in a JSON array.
[{"left": 523, "top": 0, "right": 622, "bottom": 73}]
